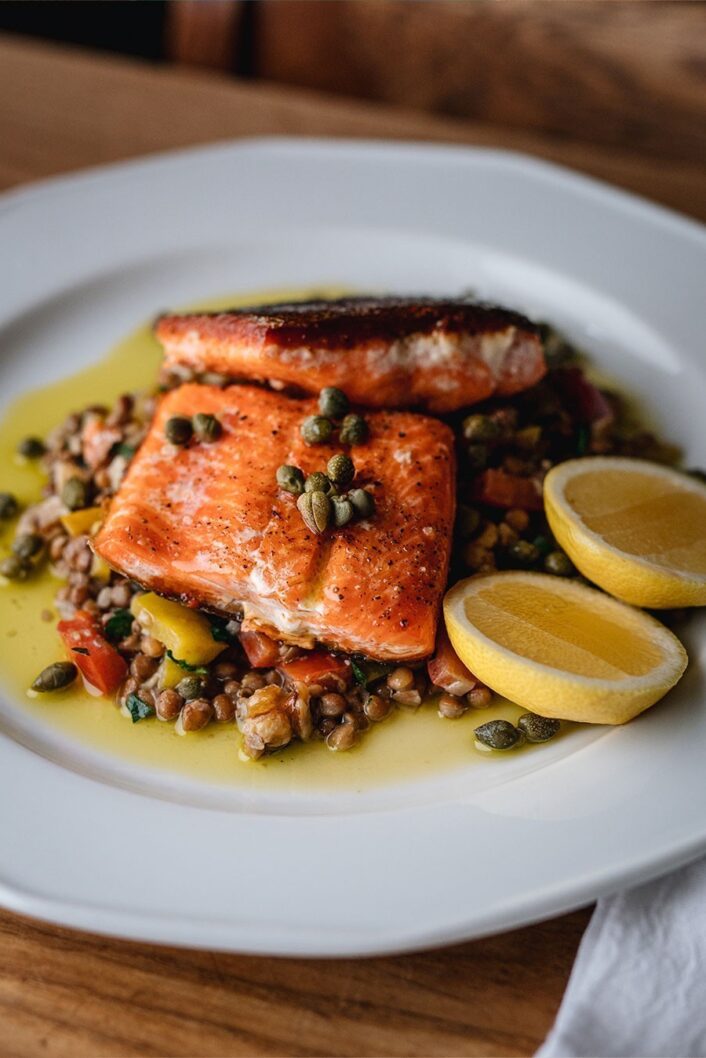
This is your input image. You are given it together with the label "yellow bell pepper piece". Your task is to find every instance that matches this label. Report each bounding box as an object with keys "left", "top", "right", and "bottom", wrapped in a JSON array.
[
  {"left": 90, "top": 554, "right": 112, "bottom": 583},
  {"left": 158, "top": 654, "right": 184, "bottom": 689},
  {"left": 130, "top": 592, "right": 225, "bottom": 666},
  {"left": 60, "top": 506, "right": 103, "bottom": 537}
]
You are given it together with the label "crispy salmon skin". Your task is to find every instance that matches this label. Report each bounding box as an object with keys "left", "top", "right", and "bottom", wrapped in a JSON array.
[
  {"left": 156, "top": 296, "right": 545, "bottom": 413},
  {"left": 93, "top": 384, "right": 455, "bottom": 661}
]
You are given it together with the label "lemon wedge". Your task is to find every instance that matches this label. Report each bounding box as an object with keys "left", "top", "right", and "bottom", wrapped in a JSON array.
[
  {"left": 544, "top": 457, "right": 706, "bottom": 608},
  {"left": 444, "top": 572, "right": 687, "bottom": 724}
]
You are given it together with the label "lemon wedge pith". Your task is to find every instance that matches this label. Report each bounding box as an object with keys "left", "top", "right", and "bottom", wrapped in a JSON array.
[
  {"left": 544, "top": 457, "right": 706, "bottom": 608},
  {"left": 444, "top": 572, "right": 687, "bottom": 725}
]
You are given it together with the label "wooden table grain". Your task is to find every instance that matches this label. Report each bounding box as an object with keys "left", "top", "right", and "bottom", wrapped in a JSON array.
[{"left": 0, "top": 35, "right": 702, "bottom": 1058}]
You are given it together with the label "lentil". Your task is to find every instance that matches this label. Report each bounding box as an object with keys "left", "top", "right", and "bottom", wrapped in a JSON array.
[
  {"left": 319, "top": 692, "right": 347, "bottom": 718},
  {"left": 240, "top": 672, "right": 266, "bottom": 691},
  {"left": 505, "top": 509, "right": 530, "bottom": 532},
  {"left": 364, "top": 693, "right": 391, "bottom": 722},
  {"left": 386, "top": 667, "right": 414, "bottom": 692},
  {"left": 141, "top": 636, "right": 165, "bottom": 658},
  {"left": 438, "top": 692, "right": 466, "bottom": 719},
  {"left": 466, "top": 686, "right": 492, "bottom": 709},
  {"left": 181, "top": 698, "right": 214, "bottom": 731},
  {"left": 155, "top": 688, "right": 183, "bottom": 720},
  {"left": 326, "top": 721, "right": 357, "bottom": 751},
  {"left": 393, "top": 689, "right": 422, "bottom": 708},
  {"left": 213, "top": 693, "right": 236, "bottom": 723}
]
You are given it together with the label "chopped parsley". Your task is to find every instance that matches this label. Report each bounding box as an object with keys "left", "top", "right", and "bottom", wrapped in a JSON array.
[
  {"left": 351, "top": 658, "right": 393, "bottom": 687},
  {"left": 165, "top": 649, "right": 207, "bottom": 674},
  {"left": 208, "top": 616, "right": 237, "bottom": 644},
  {"left": 125, "top": 693, "right": 154, "bottom": 723},
  {"left": 104, "top": 608, "right": 134, "bottom": 643}
]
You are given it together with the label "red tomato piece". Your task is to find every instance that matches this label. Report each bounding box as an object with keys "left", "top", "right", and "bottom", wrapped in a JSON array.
[
  {"left": 239, "top": 630, "right": 281, "bottom": 668},
  {"left": 427, "top": 627, "right": 479, "bottom": 695},
  {"left": 279, "top": 650, "right": 352, "bottom": 689},
  {"left": 57, "top": 610, "right": 128, "bottom": 696},
  {"left": 473, "top": 468, "right": 543, "bottom": 511}
]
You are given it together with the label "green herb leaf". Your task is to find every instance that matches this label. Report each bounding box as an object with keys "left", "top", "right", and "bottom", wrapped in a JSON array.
[
  {"left": 125, "top": 693, "right": 154, "bottom": 723},
  {"left": 208, "top": 617, "right": 236, "bottom": 644},
  {"left": 165, "top": 649, "right": 208, "bottom": 674},
  {"left": 351, "top": 658, "right": 393, "bottom": 687},
  {"left": 576, "top": 425, "right": 590, "bottom": 456},
  {"left": 110, "top": 442, "right": 137, "bottom": 461},
  {"left": 104, "top": 608, "right": 134, "bottom": 643}
]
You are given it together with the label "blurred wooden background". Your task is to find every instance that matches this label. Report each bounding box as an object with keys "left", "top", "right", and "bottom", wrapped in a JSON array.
[{"left": 2, "top": 1, "right": 705, "bottom": 170}]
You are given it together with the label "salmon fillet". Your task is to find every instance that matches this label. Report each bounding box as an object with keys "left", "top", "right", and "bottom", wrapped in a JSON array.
[
  {"left": 93, "top": 383, "right": 456, "bottom": 661},
  {"left": 155, "top": 297, "right": 545, "bottom": 413}
]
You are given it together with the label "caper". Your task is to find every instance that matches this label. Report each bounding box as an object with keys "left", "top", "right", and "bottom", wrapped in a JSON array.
[
  {"left": 462, "top": 414, "right": 500, "bottom": 443},
  {"left": 327, "top": 454, "right": 355, "bottom": 487},
  {"left": 532, "top": 535, "right": 552, "bottom": 557},
  {"left": 12, "top": 533, "right": 44, "bottom": 561},
  {"left": 301, "top": 415, "right": 333, "bottom": 445},
  {"left": 466, "top": 444, "right": 488, "bottom": 470},
  {"left": 31, "top": 661, "right": 77, "bottom": 693},
  {"left": 508, "top": 539, "right": 540, "bottom": 567},
  {"left": 176, "top": 675, "right": 206, "bottom": 700},
  {"left": 192, "top": 413, "right": 222, "bottom": 443},
  {"left": 0, "top": 493, "right": 19, "bottom": 521},
  {"left": 331, "top": 496, "right": 355, "bottom": 527},
  {"left": 276, "top": 464, "right": 305, "bottom": 495},
  {"left": 319, "top": 387, "right": 349, "bottom": 419},
  {"left": 0, "top": 555, "right": 30, "bottom": 580},
  {"left": 297, "top": 490, "right": 331, "bottom": 534},
  {"left": 61, "top": 476, "right": 89, "bottom": 511},
  {"left": 304, "top": 471, "right": 331, "bottom": 494},
  {"left": 544, "top": 550, "right": 575, "bottom": 577},
  {"left": 517, "top": 712, "right": 561, "bottom": 743},
  {"left": 17, "top": 436, "right": 46, "bottom": 459},
  {"left": 474, "top": 719, "right": 522, "bottom": 751},
  {"left": 348, "top": 488, "right": 376, "bottom": 519},
  {"left": 165, "top": 416, "right": 193, "bottom": 446},
  {"left": 456, "top": 505, "right": 481, "bottom": 539},
  {"left": 339, "top": 414, "right": 369, "bottom": 446}
]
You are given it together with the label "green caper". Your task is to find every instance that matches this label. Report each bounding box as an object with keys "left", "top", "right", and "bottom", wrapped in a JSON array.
[
  {"left": 517, "top": 712, "right": 561, "bottom": 743},
  {"left": 0, "top": 555, "right": 30, "bottom": 580},
  {"left": 297, "top": 490, "right": 331, "bottom": 534},
  {"left": 508, "top": 539, "right": 540, "bottom": 567},
  {"left": 176, "top": 675, "right": 206, "bottom": 700},
  {"left": 0, "top": 493, "right": 19, "bottom": 521},
  {"left": 319, "top": 387, "right": 349, "bottom": 419},
  {"left": 165, "top": 416, "right": 193, "bottom": 446},
  {"left": 61, "top": 476, "right": 89, "bottom": 511},
  {"left": 466, "top": 444, "right": 488, "bottom": 470},
  {"left": 12, "top": 533, "right": 44, "bottom": 561},
  {"left": 456, "top": 505, "right": 481, "bottom": 539},
  {"left": 474, "top": 719, "right": 522, "bottom": 751},
  {"left": 192, "top": 413, "right": 222, "bottom": 443},
  {"left": 544, "top": 550, "right": 576, "bottom": 577},
  {"left": 304, "top": 471, "right": 331, "bottom": 494},
  {"left": 348, "top": 488, "right": 376, "bottom": 519},
  {"left": 327, "top": 454, "right": 355, "bottom": 487},
  {"left": 331, "top": 496, "right": 355, "bottom": 528},
  {"left": 339, "top": 414, "right": 368, "bottom": 446},
  {"left": 462, "top": 414, "right": 500, "bottom": 443},
  {"left": 276, "top": 464, "right": 305, "bottom": 495},
  {"left": 17, "top": 436, "right": 46, "bottom": 459},
  {"left": 301, "top": 415, "right": 333, "bottom": 445},
  {"left": 31, "top": 661, "right": 78, "bottom": 693}
]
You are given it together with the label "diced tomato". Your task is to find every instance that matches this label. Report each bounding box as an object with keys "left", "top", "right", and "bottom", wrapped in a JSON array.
[
  {"left": 554, "top": 367, "right": 614, "bottom": 424},
  {"left": 239, "top": 630, "right": 281, "bottom": 668},
  {"left": 279, "top": 650, "right": 352, "bottom": 689},
  {"left": 427, "top": 627, "right": 479, "bottom": 695},
  {"left": 57, "top": 610, "right": 128, "bottom": 696},
  {"left": 473, "top": 468, "right": 543, "bottom": 511}
]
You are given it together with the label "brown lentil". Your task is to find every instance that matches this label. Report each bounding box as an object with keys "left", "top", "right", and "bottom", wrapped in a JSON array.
[
  {"left": 156, "top": 688, "right": 183, "bottom": 721},
  {"left": 326, "top": 721, "right": 357, "bottom": 751},
  {"left": 213, "top": 660, "right": 239, "bottom": 680},
  {"left": 241, "top": 672, "right": 266, "bottom": 691},
  {"left": 437, "top": 692, "right": 466, "bottom": 719},
  {"left": 467, "top": 686, "right": 492, "bottom": 709},
  {"left": 505, "top": 508, "right": 530, "bottom": 532},
  {"left": 386, "top": 667, "right": 414, "bottom": 692},
  {"left": 181, "top": 698, "right": 214, "bottom": 731},
  {"left": 393, "top": 689, "right": 422, "bottom": 708},
  {"left": 223, "top": 679, "right": 241, "bottom": 700},
  {"left": 364, "top": 693, "right": 391, "bottom": 722},
  {"left": 141, "top": 636, "right": 165, "bottom": 658},
  {"left": 130, "top": 654, "right": 158, "bottom": 681},
  {"left": 319, "top": 692, "right": 347, "bottom": 718},
  {"left": 213, "top": 693, "right": 236, "bottom": 723}
]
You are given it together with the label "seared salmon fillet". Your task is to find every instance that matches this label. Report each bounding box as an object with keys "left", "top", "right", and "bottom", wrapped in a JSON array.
[
  {"left": 93, "top": 384, "right": 455, "bottom": 661},
  {"left": 155, "top": 297, "right": 545, "bottom": 413}
]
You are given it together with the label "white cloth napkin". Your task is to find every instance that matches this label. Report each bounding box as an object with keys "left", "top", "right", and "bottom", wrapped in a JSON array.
[{"left": 537, "top": 856, "right": 706, "bottom": 1058}]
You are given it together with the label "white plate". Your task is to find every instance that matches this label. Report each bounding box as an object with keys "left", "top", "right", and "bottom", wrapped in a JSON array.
[{"left": 1, "top": 139, "right": 705, "bottom": 956}]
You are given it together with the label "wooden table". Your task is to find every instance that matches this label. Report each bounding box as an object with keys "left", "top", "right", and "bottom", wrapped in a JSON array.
[{"left": 0, "top": 35, "right": 702, "bottom": 1058}]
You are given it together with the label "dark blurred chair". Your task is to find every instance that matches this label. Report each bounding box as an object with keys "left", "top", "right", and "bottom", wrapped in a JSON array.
[{"left": 165, "top": 0, "right": 705, "bottom": 165}]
